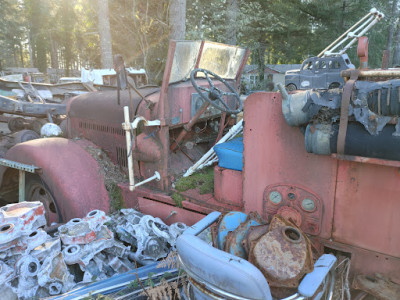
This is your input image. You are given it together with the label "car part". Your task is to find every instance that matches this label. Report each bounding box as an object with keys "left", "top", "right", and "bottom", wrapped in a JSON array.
[{"left": 248, "top": 215, "right": 313, "bottom": 288}]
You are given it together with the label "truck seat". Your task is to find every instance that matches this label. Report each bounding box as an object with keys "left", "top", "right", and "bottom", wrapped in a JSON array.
[
  {"left": 177, "top": 212, "right": 337, "bottom": 300},
  {"left": 213, "top": 137, "right": 243, "bottom": 171}
]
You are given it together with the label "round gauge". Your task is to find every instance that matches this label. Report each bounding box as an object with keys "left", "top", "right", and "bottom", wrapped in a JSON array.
[
  {"left": 269, "top": 191, "right": 282, "bottom": 204},
  {"left": 302, "top": 198, "right": 316, "bottom": 212}
]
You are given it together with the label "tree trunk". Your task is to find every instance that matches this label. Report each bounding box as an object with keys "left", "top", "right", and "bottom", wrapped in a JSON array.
[
  {"left": 27, "top": 28, "right": 34, "bottom": 68},
  {"left": 168, "top": 0, "right": 186, "bottom": 40},
  {"left": 132, "top": 0, "right": 136, "bottom": 19},
  {"left": 258, "top": 41, "right": 266, "bottom": 82},
  {"left": 386, "top": 0, "right": 399, "bottom": 55},
  {"left": 13, "top": 46, "right": 17, "bottom": 67},
  {"left": 393, "top": 20, "right": 400, "bottom": 66},
  {"left": 340, "top": 0, "right": 347, "bottom": 30},
  {"left": 49, "top": 33, "right": 58, "bottom": 69},
  {"left": 225, "top": 0, "right": 238, "bottom": 45},
  {"left": 19, "top": 42, "right": 24, "bottom": 67},
  {"left": 97, "top": 0, "right": 113, "bottom": 68},
  {"left": 36, "top": 32, "right": 47, "bottom": 73}
]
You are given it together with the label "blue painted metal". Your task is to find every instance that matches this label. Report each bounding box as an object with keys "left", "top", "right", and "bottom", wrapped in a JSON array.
[
  {"left": 183, "top": 211, "right": 221, "bottom": 236},
  {"left": 214, "top": 137, "right": 243, "bottom": 171},
  {"left": 224, "top": 213, "right": 263, "bottom": 258},
  {"left": 177, "top": 233, "right": 273, "bottom": 300},
  {"left": 216, "top": 211, "right": 247, "bottom": 250},
  {"left": 298, "top": 254, "right": 337, "bottom": 297},
  {"left": 51, "top": 262, "right": 177, "bottom": 299}
]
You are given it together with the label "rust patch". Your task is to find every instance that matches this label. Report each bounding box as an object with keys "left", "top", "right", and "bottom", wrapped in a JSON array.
[
  {"left": 242, "top": 224, "right": 269, "bottom": 256},
  {"left": 248, "top": 215, "right": 313, "bottom": 288},
  {"left": 223, "top": 211, "right": 264, "bottom": 259}
]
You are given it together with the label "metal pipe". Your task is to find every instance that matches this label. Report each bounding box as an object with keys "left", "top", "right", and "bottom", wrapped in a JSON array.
[
  {"left": 341, "top": 69, "right": 400, "bottom": 78},
  {"left": 325, "top": 15, "right": 375, "bottom": 56},
  {"left": 18, "top": 170, "right": 25, "bottom": 203},
  {"left": 123, "top": 106, "right": 135, "bottom": 191},
  {"left": 46, "top": 110, "right": 54, "bottom": 123},
  {"left": 327, "top": 270, "right": 336, "bottom": 300},
  {"left": 183, "top": 119, "right": 243, "bottom": 177},
  {"left": 131, "top": 116, "right": 160, "bottom": 129},
  {"left": 318, "top": 9, "right": 375, "bottom": 57},
  {"left": 170, "top": 101, "right": 210, "bottom": 152},
  {"left": 123, "top": 106, "right": 161, "bottom": 191},
  {"left": 281, "top": 293, "right": 301, "bottom": 300},
  {"left": 133, "top": 171, "right": 160, "bottom": 188},
  {"left": 277, "top": 82, "right": 289, "bottom": 101},
  {"left": 338, "top": 16, "right": 380, "bottom": 55}
]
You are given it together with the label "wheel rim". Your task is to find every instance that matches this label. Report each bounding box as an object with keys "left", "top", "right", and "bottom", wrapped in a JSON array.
[{"left": 27, "top": 182, "right": 59, "bottom": 224}]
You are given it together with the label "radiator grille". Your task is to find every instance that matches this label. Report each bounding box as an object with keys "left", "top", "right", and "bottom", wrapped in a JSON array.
[{"left": 78, "top": 121, "right": 124, "bottom": 136}]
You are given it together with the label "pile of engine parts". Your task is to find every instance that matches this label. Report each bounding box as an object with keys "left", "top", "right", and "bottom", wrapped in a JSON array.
[{"left": 0, "top": 202, "right": 187, "bottom": 299}]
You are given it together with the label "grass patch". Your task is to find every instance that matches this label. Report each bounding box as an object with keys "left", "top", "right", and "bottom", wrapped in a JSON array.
[
  {"left": 175, "top": 166, "right": 214, "bottom": 195},
  {"left": 171, "top": 193, "right": 184, "bottom": 208},
  {"left": 107, "top": 182, "right": 125, "bottom": 212}
]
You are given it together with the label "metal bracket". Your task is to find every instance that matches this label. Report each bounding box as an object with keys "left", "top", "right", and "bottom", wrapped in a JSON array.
[
  {"left": 0, "top": 158, "right": 40, "bottom": 203},
  {"left": 122, "top": 106, "right": 161, "bottom": 191},
  {"left": 337, "top": 69, "right": 360, "bottom": 155}
]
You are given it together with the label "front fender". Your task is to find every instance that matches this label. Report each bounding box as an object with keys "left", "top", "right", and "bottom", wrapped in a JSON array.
[{"left": 3, "top": 137, "right": 110, "bottom": 221}]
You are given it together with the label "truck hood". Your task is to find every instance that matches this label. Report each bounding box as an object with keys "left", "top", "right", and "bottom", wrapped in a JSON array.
[{"left": 68, "top": 87, "right": 160, "bottom": 124}]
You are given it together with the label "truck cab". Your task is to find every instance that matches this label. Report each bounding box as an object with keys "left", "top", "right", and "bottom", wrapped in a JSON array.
[
  {"left": 0, "top": 40, "right": 399, "bottom": 299},
  {"left": 0, "top": 40, "right": 249, "bottom": 223},
  {"left": 285, "top": 54, "right": 355, "bottom": 91}
]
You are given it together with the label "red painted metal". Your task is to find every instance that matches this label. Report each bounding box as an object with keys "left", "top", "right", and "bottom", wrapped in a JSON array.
[
  {"left": 333, "top": 153, "right": 400, "bottom": 168},
  {"left": 357, "top": 36, "right": 369, "bottom": 69},
  {"left": 236, "top": 49, "right": 250, "bottom": 87},
  {"left": 333, "top": 160, "right": 400, "bottom": 257},
  {"left": 3, "top": 138, "right": 109, "bottom": 222},
  {"left": 263, "top": 183, "right": 323, "bottom": 235},
  {"left": 136, "top": 197, "right": 205, "bottom": 226},
  {"left": 214, "top": 166, "right": 243, "bottom": 208},
  {"left": 243, "top": 92, "right": 337, "bottom": 240},
  {"left": 242, "top": 91, "right": 400, "bottom": 282}
]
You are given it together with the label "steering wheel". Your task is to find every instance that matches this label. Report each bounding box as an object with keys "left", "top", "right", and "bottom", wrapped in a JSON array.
[{"left": 190, "top": 68, "right": 243, "bottom": 114}]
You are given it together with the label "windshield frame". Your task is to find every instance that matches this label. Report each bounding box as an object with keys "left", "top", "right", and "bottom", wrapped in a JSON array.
[{"left": 168, "top": 40, "right": 249, "bottom": 84}]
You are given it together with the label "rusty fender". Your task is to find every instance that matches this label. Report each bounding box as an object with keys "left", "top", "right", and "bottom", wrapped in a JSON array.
[{"left": 3, "top": 137, "right": 109, "bottom": 221}]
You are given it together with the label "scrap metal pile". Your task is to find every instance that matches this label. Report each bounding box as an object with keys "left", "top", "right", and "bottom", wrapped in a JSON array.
[
  {"left": 0, "top": 202, "right": 187, "bottom": 299},
  {"left": 278, "top": 79, "right": 400, "bottom": 161},
  {"left": 216, "top": 211, "right": 319, "bottom": 297}
]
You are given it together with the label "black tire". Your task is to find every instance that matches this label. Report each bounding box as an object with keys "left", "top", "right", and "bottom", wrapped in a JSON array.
[
  {"left": 8, "top": 117, "right": 26, "bottom": 132},
  {"left": 25, "top": 174, "right": 61, "bottom": 225},
  {"left": 12, "top": 130, "right": 40, "bottom": 144},
  {"left": 329, "top": 82, "right": 340, "bottom": 89},
  {"left": 286, "top": 84, "right": 297, "bottom": 92}
]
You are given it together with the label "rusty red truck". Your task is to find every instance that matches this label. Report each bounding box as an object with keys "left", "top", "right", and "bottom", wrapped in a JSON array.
[{"left": 0, "top": 40, "right": 399, "bottom": 298}]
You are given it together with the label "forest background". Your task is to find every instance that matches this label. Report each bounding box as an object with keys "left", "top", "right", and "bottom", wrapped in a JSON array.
[{"left": 0, "top": 0, "right": 398, "bottom": 84}]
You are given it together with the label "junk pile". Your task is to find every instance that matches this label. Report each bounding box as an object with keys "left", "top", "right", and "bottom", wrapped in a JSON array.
[
  {"left": 278, "top": 79, "right": 400, "bottom": 161},
  {"left": 0, "top": 202, "right": 187, "bottom": 299},
  {"left": 216, "top": 212, "right": 315, "bottom": 296}
]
